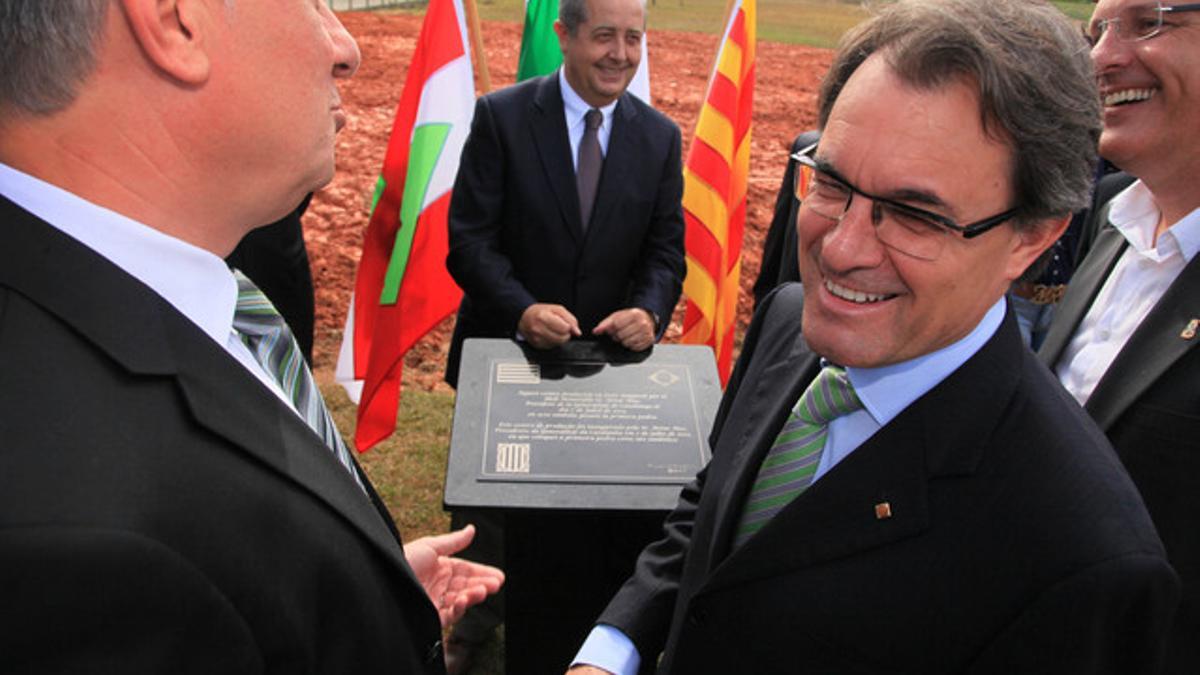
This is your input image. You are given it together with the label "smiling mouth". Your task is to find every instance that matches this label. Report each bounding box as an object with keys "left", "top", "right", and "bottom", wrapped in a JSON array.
[
  {"left": 1104, "top": 88, "right": 1156, "bottom": 107},
  {"left": 825, "top": 280, "right": 895, "bottom": 304}
]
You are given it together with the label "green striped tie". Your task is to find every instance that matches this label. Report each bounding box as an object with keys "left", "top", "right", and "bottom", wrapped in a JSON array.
[
  {"left": 734, "top": 365, "right": 861, "bottom": 547},
  {"left": 232, "top": 270, "right": 364, "bottom": 491}
]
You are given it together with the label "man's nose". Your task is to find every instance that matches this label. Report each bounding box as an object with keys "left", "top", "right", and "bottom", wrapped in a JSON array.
[
  {"left": 327, "top": 8, "right": 362, "bottom": 79},
  {"left": 818, "top": 194, "right": 887, "bottom": 270}
]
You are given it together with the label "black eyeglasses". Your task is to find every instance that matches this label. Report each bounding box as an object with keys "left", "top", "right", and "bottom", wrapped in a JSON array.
[
  {"left": 1086, "top": 1, "right": 1200, "bottom": 45},
  {"left": 791, "top": 143, "right": 1018, "bottom": 261}
]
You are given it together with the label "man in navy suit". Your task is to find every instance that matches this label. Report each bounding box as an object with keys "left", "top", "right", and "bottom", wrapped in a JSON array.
[
  {"left": 442, "top": 0, "right": 685, "bottom": 670},
  {"left": 445, "top": 0, "right": 684, "bottom": 385},
  {"left": 1040, "top": 1, "right": 1200, "bottom": 671},
  {"left": 0, "top": 1, "right": 500, "bottom": 671},
  {"left": 571, "top": 0, "right": 1178, "bottom": 672}
]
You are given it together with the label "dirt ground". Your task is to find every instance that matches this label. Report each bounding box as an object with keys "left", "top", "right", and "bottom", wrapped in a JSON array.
[{"left": 308, "top": 12, "right": 833, "bottom": 388}]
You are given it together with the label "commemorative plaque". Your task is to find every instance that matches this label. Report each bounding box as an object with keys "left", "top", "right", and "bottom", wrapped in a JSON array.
[{"left": 444, "top": 338, "right": 721, "bottom": 511}]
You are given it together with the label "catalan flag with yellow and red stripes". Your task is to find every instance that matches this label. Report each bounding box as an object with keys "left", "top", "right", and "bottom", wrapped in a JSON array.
[{"left": 680, "top": 0, "right": 756, "bottom": 383}]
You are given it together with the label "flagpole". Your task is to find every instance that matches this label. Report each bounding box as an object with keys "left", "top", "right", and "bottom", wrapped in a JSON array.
[{"left": 463, "top": 0, "right": 492, "bottom": 93}]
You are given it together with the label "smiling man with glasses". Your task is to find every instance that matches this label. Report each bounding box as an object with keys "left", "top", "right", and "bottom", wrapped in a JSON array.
[
  {"left": 569, "top": 1, "right": 1179, "bottom": 674},
  {"left": 1039, "top": 1, "right": 1200, "bottom": 671}
]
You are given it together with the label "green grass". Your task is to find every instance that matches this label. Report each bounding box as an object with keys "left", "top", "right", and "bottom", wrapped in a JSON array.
[
  {"left": 466, "top": 0, "right": 1094, "bottom": 48},
  {"left": 324, "top": 383, "right": 456, "bottom": 540},
  {"left": 1053, "top": 0, "right": 1096, "bottom": 22}
]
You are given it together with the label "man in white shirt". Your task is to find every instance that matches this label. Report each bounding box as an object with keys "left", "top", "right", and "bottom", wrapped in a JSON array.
[
  {"left": 570, "top": 0, "right": 1179, "bottom": 673},
  {"left": 0, "top": 1, "right": 499, "bottom": 672},
  {"left": 1039, "top": 1, "right": 1200, "bottom": 671}
]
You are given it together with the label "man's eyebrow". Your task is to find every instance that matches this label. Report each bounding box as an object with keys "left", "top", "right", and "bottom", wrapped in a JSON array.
[{"left": 813, "top": 153, "right": 953, "bottom": 213}]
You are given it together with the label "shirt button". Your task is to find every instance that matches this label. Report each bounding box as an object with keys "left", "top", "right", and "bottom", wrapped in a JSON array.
[{"left": 1098, "top": 328, "right": 1111, "bottom": 340}]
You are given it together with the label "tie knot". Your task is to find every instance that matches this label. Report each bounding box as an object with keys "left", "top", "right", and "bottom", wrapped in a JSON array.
[
  {"left": 795, "top": 365, "right": 862, "bottom": 426},
  {"left": 585, "top": 108, "right": 602, "bottom": 131},
  {"left": 232, "top": 269, "right": 285, "bottom": 338}
]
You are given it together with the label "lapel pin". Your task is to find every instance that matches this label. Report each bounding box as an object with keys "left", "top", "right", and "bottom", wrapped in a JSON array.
[
  {"left": 874, "top": 502, "right": 893, "bottom": 520},
  {"left": 1182, "top": 319, "right": 1199, "bottom": 340}
]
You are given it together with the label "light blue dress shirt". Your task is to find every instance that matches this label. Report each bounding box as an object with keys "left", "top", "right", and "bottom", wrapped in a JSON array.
[
  {"left": 559, "top": 68, "right": 617, "bottom": 170},
  {"left": 573, "top": 297, "right": 1007, "bottom": 674}
]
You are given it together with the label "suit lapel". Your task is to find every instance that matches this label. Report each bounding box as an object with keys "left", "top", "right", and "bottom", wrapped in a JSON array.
[
  {"left": 529, "top": 75, "right": 584, "bottom": 242},
  {"left": 707, "top": 339, "right": 820, "bottom": 563},
  {"left": 1038, "top": 220, "right": 1127, "bottom": 367},
  {"left": 165, "top": 319, "right": 414, "bottom": 575},
  {"left": 586, "top": 93, "right": 637, "bottom": 238},
  {"left": 700, "top": 312, "right": 1023, "bottom": 595},
  {"left": 0, "top": 201, "right": 417, "bottom": 584},
  {"left": 1085, "top": 253, "right": 1200, "bottom": 430}
]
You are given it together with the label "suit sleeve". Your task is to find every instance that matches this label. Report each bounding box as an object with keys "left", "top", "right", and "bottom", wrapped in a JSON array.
[
  {"left": 594, "top": 286, "right": 789, "bottom": 659},
  {"left": 966, "top": 552, "right": 1180, "bottom": 675},
  {"left": 0, "top": 527, "right": 263, "bottom": 674},
  {"left": 626, "top": 120, "right": 686, "bottom": 341},
  {"left": 446, "top": 96, "right": 539, "bottom": 332}
]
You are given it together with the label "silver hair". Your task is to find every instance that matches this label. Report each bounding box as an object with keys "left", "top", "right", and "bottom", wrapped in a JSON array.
[
  {"left": 0, "top": 0, "right": 111, "bottom": 115},
  {"left": 559, "top": 0, "right": 647, "bottom": 35},
  {"left": 818, "top": 0, "right": 1100, "bottom": 229}
]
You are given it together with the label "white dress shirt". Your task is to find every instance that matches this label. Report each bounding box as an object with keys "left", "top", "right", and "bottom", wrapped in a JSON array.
[
  {"left": 1056, "top": 180, "right": 1200, "bottom": 404},
  {"left": 560, "top": 68, "right": 617, "bottom": 170},
  {"left": 573, "top": 299, "right": 1008, "bottom": 674},
  {"left": 0, "top": 161, "right": 297, "bottom": 412}
]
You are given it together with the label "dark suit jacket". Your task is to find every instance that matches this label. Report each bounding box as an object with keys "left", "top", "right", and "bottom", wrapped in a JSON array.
[
  {"left": 599, "top": 283, "right": 1179, "bottom": 674},
  {"left": 0, "top": 197, "right": 445, "bottom": 674},
  {"left": 444, "top": 73, "right": 685, "bottom": 386},
  {"left": 1040, "top": 176, "right": 1200, "bottom": 674}
]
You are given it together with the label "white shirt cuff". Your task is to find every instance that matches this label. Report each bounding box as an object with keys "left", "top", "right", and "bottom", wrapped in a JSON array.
[{"left": 571, "top": 624, "right": 641, "bottom": 675}]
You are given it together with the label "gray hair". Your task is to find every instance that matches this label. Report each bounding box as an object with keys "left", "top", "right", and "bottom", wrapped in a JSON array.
[
  {"left": 818, "top": 0, "right": 1100, "bottom": 229},
  {"left": 0, "top": 0, "right": 111, "bottom": 115},
  {"left": 559, "top": 0, "right": 647, "bottom": 35}
]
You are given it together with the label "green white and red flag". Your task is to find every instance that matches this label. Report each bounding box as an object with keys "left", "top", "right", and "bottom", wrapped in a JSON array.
[{"left": 336, "top": 0, "right": 476, "bottom": 451}]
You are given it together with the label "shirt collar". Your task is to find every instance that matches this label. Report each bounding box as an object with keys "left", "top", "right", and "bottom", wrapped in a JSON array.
[
  {"left": 1110, "top": 179, "right": 1200, "bottom": 263},
  {"left": 0, "top": 161, "right": 238, "bottom": 347},
  {"left": 843, "top": 298, "right": 1006, "bottom": 426},
  {"left": 558, "top": 68, "right": 618, "bottom": 132}
]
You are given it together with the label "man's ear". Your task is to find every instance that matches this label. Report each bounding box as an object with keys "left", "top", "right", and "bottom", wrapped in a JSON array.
[
  {"left": 120, "top": 0, "right": 211, "bottom": 85},
  {"left": 553, "top": 19, "right": 570, "bottom": 53},
  {"left": 1004, "top": 214, "right": 1071, "bottom": 281}
]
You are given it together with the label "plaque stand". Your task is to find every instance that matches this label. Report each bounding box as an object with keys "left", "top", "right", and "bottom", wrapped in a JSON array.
[{"left": 445, "top": 339, "right": 721, "bottom": 674}]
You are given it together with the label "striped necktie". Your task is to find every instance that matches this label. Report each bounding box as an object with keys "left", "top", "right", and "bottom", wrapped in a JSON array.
[
  {"left": 734, "top": 365, "right": 862, "bottom": 547},
  {"left": 232, "top": 269, "right": 364, "bottom": 490}
]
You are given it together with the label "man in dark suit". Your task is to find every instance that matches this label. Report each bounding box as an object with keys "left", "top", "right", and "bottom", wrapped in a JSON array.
[
  {"left": 441, "top": 0, "right": 684, "bottom": 670},
  {"left": 1039, "top": 1, "right": 1200, "bottom": 671},
  {"left": 445, "top": 0, "right": 684, "bottom": 386},
  {"left": 0, "top": 1, "right": 501, "bottom": 672},
  {"left": 570, "top": 1, "right": 1179, "bottom": 673}
]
